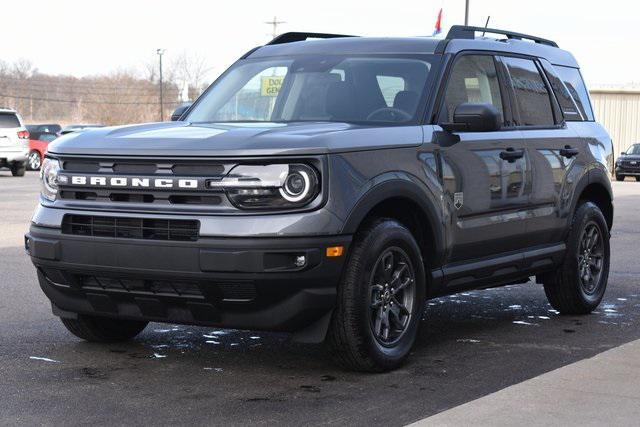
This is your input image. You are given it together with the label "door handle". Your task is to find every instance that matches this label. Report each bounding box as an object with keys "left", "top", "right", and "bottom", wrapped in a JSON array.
[
  {"left": 559, "top": 145, "right": 579, "bottom": 158},
  {"left": 499, "top": 147, "right": 525, "bottom": 163}
]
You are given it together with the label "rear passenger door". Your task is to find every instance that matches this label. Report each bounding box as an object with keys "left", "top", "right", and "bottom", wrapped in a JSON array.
[
  {"left": 436, "top": 54, "right": 531, "bottom": 262},
  {"left": 499, "top": 56, "right": 583, "bottom": 246}
]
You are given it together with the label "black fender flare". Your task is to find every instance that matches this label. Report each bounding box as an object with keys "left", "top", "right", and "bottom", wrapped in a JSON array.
[
  {"left": 340, "top": 172, "right": 446, "bottom": 263},
  {"left": 566, "top": 166, "right": 613, "bottom": 236}
]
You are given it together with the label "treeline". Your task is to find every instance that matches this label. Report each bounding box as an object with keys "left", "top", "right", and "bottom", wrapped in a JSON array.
[{"left": 0, "top": 54, "right": 212, "bottom": 126}]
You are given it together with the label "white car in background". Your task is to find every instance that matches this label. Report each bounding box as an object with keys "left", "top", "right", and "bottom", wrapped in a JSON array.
[{"left": 0, "top": 108, "right": 29, "bottom": 176}]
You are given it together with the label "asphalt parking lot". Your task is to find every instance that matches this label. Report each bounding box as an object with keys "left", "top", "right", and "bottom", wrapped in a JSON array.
[{"left": 1, "top": 171, "right": 640, "bottom": 426}]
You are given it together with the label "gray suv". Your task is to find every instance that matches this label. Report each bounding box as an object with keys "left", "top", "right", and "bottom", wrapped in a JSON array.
[{"left": 26, "top": 27, "right": 614, "bottom": 372}]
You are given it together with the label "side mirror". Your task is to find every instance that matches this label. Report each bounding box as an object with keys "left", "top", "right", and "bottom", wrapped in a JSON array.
[
  {"left": 171, "top": 102, "right": 193, "bottom": 121},
  {"left": 441, "top": 103, "right": 501, "bottom": 133},
  {"left": 621, "top": 151, "right": 626, "bottom": 156}
]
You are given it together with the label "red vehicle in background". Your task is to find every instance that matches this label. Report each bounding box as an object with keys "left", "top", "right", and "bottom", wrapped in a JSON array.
[{"left": 26, "top": 130, "right": 58, "bottom": 171}]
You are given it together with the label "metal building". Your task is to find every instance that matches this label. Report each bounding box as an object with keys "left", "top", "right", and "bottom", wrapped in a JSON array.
[{"left": 590, "top": 86, "right": 640, "bottom": 157}]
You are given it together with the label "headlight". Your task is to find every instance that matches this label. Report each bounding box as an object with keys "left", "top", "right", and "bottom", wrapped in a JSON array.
[
  {"left": 210, "top": 163, "right": 319, "bottom": 209},
  {"left": 40, "top": 158, "right": 61, "bottom": 201}
]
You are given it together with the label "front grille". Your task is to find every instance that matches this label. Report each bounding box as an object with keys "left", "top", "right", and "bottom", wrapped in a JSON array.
[
  {"left": 40, "top": 268, "right": 259, "bottom": 304},
  {"left": 623, "top": 161, "right": 640, "bottom": 168},
  {"left": 80, "top": 275, "right": 204, "bottom": 298},
  {"left": 58, "top": 158, "right": 233, "bottom": 209},
  {"left": 62, "top": 215, "right": 200, "bottom": 241}
]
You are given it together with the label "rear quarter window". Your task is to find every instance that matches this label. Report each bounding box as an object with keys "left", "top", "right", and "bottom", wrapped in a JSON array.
[
  {"left": 0, "top": 113, "right": 21, "bottom": 128},
  {"left": 554, "top": 66, "right": 595, "bottom": 121}
]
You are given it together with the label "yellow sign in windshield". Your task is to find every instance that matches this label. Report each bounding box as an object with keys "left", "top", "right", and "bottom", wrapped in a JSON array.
[{"left": 261, "top": 76, "right": 284, "bottom": 97}]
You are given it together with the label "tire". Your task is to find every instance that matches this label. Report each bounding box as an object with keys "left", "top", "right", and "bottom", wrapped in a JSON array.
[
  {"left": 27, "top": 150, "right": 42, "bottom": 171},
  {"left": 10, "top": 162, "right": 26, "bottom": 177},
  {"left": 60, "top": 314, "right": 148, "bottom": 343},
  {"left": 635, "top": 176, "right": 640, "bottom": 182},
  {"left": 326, "top": 218, "right": 426, "bottom": 372},
  {"left": 615, "top": 175, "right": 624, "bottom": 181},
  {"left": 541, "top": 201, "right": 610, "bottom": 314}
]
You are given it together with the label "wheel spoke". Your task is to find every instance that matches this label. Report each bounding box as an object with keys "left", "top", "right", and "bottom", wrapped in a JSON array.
[
  {"left": 388, "top": 304, "right": 405, "bottom": 328},
  {"left": 373, "top": 307, "right": 384, "bottom": 337},
  {"left": 392, "top": 297, "right": 410, "bottom": 315},
  {"left": 392, "top": 277, "right": 412, "bottom": 295},
  {"left": 381, "top": 252, "right": 394, "bottom": 283},
  {"left": 589, "top": 230, "right": 599, "bottom": 251},
  {"left": 390, "top": 263, "right": 408, "bottom": 286},
  {"left": 381, "top": 309, "right": 390, "bottom": 340}
]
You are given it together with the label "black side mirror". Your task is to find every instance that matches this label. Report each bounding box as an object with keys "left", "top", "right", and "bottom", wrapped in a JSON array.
[
  {"left": 171, "top": 102, "right": 193, "bottom": 121},
  {"left": 620, "top": 151, "right": 626, "bottom": 156},
  {"left": 441, "top": 103, "right": 501, "bottom": 132}
]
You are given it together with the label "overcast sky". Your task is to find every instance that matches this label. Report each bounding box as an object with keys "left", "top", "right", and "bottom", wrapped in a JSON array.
[{"left": 3, "top": 0, "right": 639, "bottom": 86}]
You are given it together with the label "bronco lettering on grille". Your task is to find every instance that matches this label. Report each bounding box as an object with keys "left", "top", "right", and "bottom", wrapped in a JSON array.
[{"left": 66, "top": 175, "right": 199, "bottom": 189}]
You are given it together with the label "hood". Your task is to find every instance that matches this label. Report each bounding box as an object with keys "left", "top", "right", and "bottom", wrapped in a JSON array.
[
  {"left": 620, "top": 153, "right": 640, "bottom": 161},
  {"left": 47, "top": 121, "right": 423, "bottom": 157}
]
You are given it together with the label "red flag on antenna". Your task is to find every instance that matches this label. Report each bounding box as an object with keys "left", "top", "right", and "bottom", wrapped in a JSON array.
[{"left": 433, "top": 8, "right": 443, "bottom": 36}]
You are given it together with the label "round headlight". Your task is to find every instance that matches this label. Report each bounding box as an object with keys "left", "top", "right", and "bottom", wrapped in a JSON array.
[
  {"left": 281, "top": 170, "right": 310, "bottom": 202},
  {"left": 40, "top": 158, "right": 61, "bottom": 201}
]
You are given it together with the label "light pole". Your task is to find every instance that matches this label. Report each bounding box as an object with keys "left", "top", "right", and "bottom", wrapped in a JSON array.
[
  {"left": 464, "top": 0, "right": 470, "bottom": 25},
  {"left": 157, "top": 48, "right": 165, "bottom": 121}
]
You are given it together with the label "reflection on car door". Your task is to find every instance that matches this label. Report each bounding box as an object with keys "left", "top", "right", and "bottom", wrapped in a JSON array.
[
  {"left": 435, "top": 54, "right": 531, "bottom": 262},
  {"left": 500, "top": 55, "right": 582, "bottom": 246}
]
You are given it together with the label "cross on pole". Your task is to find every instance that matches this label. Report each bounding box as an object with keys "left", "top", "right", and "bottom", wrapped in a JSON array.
[{"left": 265, "top": 16, "right": 286, "bottom": 39}]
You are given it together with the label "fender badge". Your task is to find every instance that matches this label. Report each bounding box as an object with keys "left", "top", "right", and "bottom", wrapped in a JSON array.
[{"left": 454, "top": 192, "right": 464, "bottom": 210}]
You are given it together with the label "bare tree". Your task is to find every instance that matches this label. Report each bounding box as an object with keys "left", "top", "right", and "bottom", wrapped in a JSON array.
[{"left": 170, "top": 51, "right": 213, "bottom": 101}]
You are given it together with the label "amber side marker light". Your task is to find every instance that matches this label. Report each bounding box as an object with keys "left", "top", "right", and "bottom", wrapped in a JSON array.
[{"left": 326, "top": 246, "right": 344, "bottom": 257}]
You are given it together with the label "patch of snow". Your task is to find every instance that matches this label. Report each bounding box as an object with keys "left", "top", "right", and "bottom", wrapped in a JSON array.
[
  {"left": 513, "top": 320, "right": 537, "bottom": 326},
  {"left": 29, "top": 356, "right": 60, "bottom": 363}
]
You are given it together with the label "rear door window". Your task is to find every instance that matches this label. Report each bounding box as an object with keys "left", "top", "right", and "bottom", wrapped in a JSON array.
[
  {"left": 555, "top": 66, "right": 595, "bottom": 121},
  {"left": 0, "top": 113, "right": 20, "bottom": 128},
  {"left": 501, "top": 57, "right": 555, "bottom": 127},
  {"left": 539, "top": 60, "right": 582, "bottom": 121}
]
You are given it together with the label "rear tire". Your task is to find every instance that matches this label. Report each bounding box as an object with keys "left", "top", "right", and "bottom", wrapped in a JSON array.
[
  {"left": 615, "top": 174, "right": 624, "bottom": 181},
  {"left": 10, "top": 162, "right": 26, "bottom": 177},
  {"left": 541, "top": 201, "right": 610, "bottom": 314},
  {"left": 27, "top": 151, "right": 42, "bottom": 171},
  {"left": 326, "top": 218, "right": 426, "bottom": 372},
  {"left": 60, "top": 314, "right": 148, "bottom": 343}
]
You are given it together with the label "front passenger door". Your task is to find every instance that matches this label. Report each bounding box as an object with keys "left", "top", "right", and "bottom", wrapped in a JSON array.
[{"left": 435, "top": 54, "right": 531, "bottom": 262}]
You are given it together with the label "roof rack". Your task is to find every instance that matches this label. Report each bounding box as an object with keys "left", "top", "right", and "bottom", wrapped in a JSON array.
[
  {"left": 267, "top": 32, "right": 357, "bottom": 45},
  {"left": 446, "top": 25, "right": 558, "bottom": 48}
]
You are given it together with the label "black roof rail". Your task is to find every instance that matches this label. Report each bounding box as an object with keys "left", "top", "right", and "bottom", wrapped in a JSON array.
[
  {"left": 446, "top": 25, "right": 558, "bottom": 48},
  {"left": 267, "top": 32, "right": 357, "bottom": 45}
]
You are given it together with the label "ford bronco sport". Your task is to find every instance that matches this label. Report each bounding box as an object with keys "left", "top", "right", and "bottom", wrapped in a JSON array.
[{"left": 26, "top": 26, "right": 614, "bottom": 372}]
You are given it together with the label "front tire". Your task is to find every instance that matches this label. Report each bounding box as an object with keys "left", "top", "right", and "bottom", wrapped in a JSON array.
[
  {"left": 615, "top": 174, "right": 625, "bottom": 181},
  {"left": 10, "top": 162, "right": 26, "bottom": 177},
  {"left": 635, "top": 176, "right": 640, "bottom": 182},
  {"left": 27, "top": 150, "right": 42, "bottom": 171},
  {"left": 327, "top": 218, "right": 426, "bottom": 372},
  {"left": 60, "top": 314, "right": 148, "bottom": 342},
  {"left": 541, "top": 201, "right": 610, "bottom": 314}
]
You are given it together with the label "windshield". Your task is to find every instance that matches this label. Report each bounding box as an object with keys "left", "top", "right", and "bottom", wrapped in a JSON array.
[
  {"left": 186, "top": 54, "right": 439, "bottom": 125},
  {"left": 627, "top": 144, "right": 640, "bottom": 155}
]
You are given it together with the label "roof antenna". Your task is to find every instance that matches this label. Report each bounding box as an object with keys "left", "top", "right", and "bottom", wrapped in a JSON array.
[{"left": 482, "top": 16, "right": 491, "bottom": 37}]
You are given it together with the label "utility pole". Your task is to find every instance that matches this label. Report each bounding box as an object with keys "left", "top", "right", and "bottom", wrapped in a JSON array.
[
  {"left": 157, "top": 48, "right": 165, "bottom": 121},
  {"left": 464, "top": 0, "right": 470, "bottom": 25},
  {"left": 265, "top": 16, "right": 286, "bottom": 39}
]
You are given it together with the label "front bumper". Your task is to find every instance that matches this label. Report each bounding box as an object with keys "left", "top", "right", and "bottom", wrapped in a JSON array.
[
  {"left": 26, "top": 224, "right": 351, "bottom": 340},
  {"left": 615, "top": 165, "right": 640, "bottom": 175}
]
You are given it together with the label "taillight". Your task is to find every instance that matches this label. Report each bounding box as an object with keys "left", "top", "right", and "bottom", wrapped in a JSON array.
[{"left": 17, "top": 130, "right": 30, "bottom": 139}]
